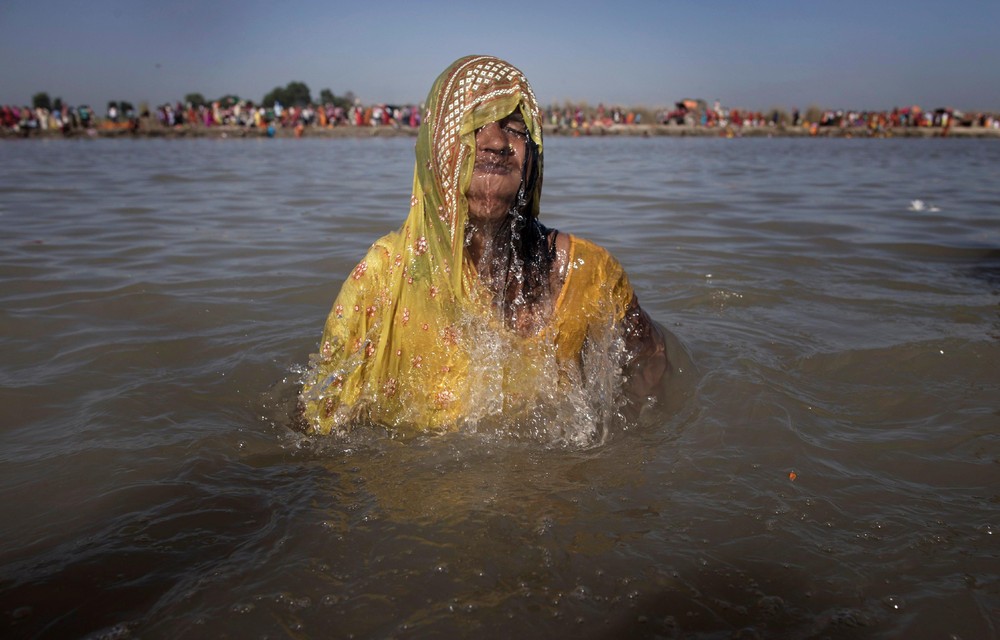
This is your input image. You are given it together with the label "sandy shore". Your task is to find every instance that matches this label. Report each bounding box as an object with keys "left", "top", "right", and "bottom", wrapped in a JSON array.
[{"left": 5, "top": 121, "right": 1000, "bottom": 139}]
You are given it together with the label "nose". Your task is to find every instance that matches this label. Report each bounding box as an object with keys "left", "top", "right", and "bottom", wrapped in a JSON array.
[{"left": 475, "top": 122, "right": 513, "bottom": 155}]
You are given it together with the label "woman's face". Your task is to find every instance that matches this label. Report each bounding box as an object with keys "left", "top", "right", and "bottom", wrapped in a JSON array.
[{"left": 465, "top": 111, "right": 530, "bottom": 223}]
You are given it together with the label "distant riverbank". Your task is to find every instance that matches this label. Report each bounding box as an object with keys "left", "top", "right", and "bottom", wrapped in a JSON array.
[{"left": 5, "top": 121, "right": 1000, "bottom": 140}]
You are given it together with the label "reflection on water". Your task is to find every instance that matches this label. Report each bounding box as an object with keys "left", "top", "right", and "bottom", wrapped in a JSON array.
[{"left": 1, "top": 137, "right": 998, "bottom": 638}]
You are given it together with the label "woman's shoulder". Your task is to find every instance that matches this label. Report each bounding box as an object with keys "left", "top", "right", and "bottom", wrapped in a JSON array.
[
  {"left": 355, "top": 231, "right": 399, "bottom": 265},
  {"left": 562, "top": 234, "right": 624, "bottom": 271},
  {"left": 337, "top": 232, "right": 398, "bottom": 284},
  {"left": 552, "top": 233, "right": 635, "bottom": 332},
  {"left": 370, "top": 230, "right": 399, "bottom": 254}
]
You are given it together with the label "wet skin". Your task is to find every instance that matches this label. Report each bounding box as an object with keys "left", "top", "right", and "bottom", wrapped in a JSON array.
[
  {"left": 465, "top": 111, "right": 530, "bottom": 224},
  {"left": 463, "top": 110, "right": 558, "bottom": 333}
]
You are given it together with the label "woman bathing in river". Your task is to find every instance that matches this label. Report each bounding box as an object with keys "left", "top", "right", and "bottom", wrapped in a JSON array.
[{"left": 300, "top": 55, "right": 672, "bottom": 435}]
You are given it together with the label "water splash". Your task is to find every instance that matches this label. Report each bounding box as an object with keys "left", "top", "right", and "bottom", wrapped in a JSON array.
[
  {"left": 286, "top": 306, "right": 644, "bottom": 449},
  {"left": 457, "top": 310, "right": 632, "bottom": 448}
]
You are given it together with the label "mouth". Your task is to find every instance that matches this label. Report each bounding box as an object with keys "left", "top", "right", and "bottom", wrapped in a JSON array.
[{"left": 473, "top": 160, "right": 514, "bottom": 175}]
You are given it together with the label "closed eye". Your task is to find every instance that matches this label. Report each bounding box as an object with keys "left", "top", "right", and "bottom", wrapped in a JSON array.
[{"left": 503, "top": 124, "right": 528, "bottom": 139}]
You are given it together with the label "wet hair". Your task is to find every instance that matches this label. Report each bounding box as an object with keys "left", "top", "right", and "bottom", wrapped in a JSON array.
[{"left": 486, "top": 135, "right": 559, "bottom": 326}]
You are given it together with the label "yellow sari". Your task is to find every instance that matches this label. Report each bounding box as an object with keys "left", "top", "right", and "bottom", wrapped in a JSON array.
[{"left": 300, "top": 56, "right": 635, "bottom": 434}]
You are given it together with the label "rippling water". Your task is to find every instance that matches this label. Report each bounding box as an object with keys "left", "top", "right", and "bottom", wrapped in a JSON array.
[{"left": 1, "top": 136, "right": 998, "bottom": 639}]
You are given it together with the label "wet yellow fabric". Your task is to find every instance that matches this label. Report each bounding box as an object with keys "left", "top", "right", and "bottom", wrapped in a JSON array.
[{"left": 299, "top": 56, "right": 635, "bottom": 434}]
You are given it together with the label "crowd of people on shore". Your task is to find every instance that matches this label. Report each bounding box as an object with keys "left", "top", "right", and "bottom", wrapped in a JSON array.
[
  {"left": 2, "top": 104, "right": 99, "bottom": 135},
  {"left": 656, "top": 99, "right": 999, "bottom": 133},
  {"left": 3, "top": 98, "right": 998, "bottom": 138},
  {"left": 150, "top": 100, "right": 424, "bottom": 130},
  {"left": 0, "top": 100, "right": 425, "bottom": 136}
]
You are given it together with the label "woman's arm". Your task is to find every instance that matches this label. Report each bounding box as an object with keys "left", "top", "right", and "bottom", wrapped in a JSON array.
[{"left": 621, "top": 295, "right": 670, "bottom": 398}]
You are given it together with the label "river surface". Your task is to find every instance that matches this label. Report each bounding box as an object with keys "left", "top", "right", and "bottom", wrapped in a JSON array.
[{"left": 1, "top": 136, "right": 998, "bottom": 639}]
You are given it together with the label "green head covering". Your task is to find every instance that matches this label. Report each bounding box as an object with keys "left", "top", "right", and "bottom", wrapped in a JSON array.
[{"left": 412, "top": 55, "right": 544, "bottom": 296}]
